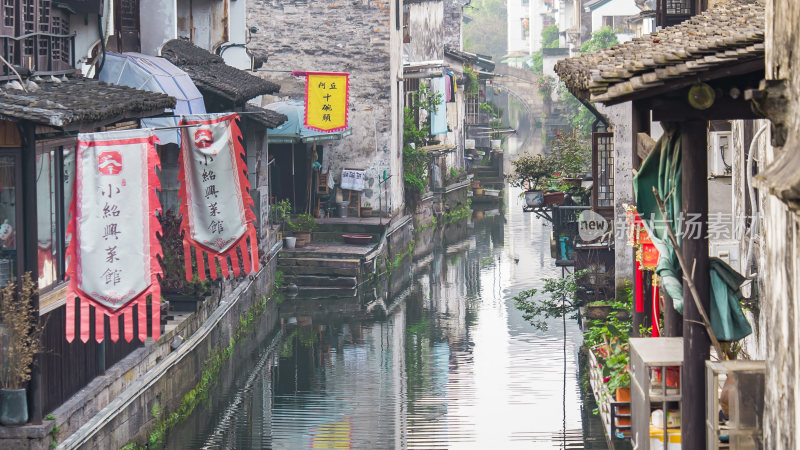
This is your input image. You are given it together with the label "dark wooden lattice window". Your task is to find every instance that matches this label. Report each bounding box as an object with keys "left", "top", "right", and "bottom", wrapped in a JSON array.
[
  {"left": 657, "top": 0, "right": 698, "bottom": 27},
  {"left": 22, "top": 0, "right": 35, "bottom": 56},
  {"left": 114, "top": 0, "right": 141, "bottom": 53},
  {"left": 592, "top": 132, "right": 614, "bottom": 212},
  {"left": 3, "top": 0, "right": 14, "bottom": 27}
]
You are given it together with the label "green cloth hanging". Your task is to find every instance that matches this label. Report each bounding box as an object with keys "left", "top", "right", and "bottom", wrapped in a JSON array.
[
  {"left": 709, "top": 258, "right": 753, "bottom": 341},
  {"left": 633, "top": 128, "right": 752, "bottom": 341},
  {"left": 634, "top": 128, "right": 684, "bottom": 311}
]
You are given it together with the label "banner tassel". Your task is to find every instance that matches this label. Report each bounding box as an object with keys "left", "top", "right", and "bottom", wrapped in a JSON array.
[
  {"left": 231, "top": 249, "right": 241, "bottom": 278},
  {"left": 151, "top": 289, "right": 161, "bottom": 342},
  {"left": 109, "top": 312, "right": 120, "bottom": 342},
  {"left": 138, "top": 296, "right": 148, "bottom": 342},
  {"left": 65, "top": 290, "right": 75, "bottom": 343},
  {"left": 218, "top": 252, "right": 230, "bottom": 279},
  {"left": 80, "top": 300, "right": 91, "bottom": 343},
  {"left": 249, "top": 230, "right": 259, "bottom": 273},
  {"left": 95, "top": 306, "right": 104, "bottom": 343},
  {"left": 183, "top": 239, "right": 193, "bottom": 282},
  {"left": 196, "top": 248, "right": 207, "bottom": 281}
]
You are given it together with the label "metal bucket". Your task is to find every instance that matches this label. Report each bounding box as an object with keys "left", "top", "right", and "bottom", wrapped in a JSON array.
[
  {"left": 283, "top": 236, "right": 296, "bottom": 249},
  {"left": 337, "top": 201, "right": 349, "bottom": 218}
]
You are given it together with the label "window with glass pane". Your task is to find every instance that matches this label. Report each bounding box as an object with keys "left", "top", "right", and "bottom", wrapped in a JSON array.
[
  {"left": 0, "top": 156, "right": 18, "bottom": 285},
  {"left": 63, "top": 146, "right": 75, "bottom": 250},
  {"left": 36, "top": 146, "right": 58, "bottom": 288}
]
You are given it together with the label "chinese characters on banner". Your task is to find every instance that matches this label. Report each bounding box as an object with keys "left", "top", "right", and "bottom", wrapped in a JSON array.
[
  {"left": 66, "top": 130, "right": 163, "bottom": 343},
  {"left": 304, "top": 72, "right": 349, "bottom": 132},
  {"left": 178, "top": 113, "right": 259, "bottom": 281}
]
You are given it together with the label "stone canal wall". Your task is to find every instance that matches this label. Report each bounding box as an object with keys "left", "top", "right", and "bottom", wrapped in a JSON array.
[{"left": 58, "top": 257, "right": 281, "bottom": 450}]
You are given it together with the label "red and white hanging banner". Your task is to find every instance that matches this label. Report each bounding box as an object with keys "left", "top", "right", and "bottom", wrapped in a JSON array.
[
  {"left": 178, "top": 113, "right": 258, "bottom": 281},
  {"left": 66, "top": 129, "right": 163, "bottom": 343}
]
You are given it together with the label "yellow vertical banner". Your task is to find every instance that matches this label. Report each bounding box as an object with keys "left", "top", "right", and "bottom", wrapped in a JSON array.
[{"left": 305, "top": 72, "right": 349, "bottom": 132}]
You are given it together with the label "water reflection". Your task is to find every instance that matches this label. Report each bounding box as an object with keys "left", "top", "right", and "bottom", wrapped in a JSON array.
[{"left": 168, "top": 186, "right": 607, "bottom": 449}]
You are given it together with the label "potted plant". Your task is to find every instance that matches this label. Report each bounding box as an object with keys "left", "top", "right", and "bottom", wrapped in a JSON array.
[
  {"left": 361, "top": 201, "right": 373, "bottom": 217},
  {"left": 0, "top": 273, "right": 41, "bottom": 426},
  {"left": 551, "top": 132, "right": 589, "bottom": 186},
  {"left": 508, "top": 152, "right": 555, "bottom": 207},
  {"left": 270, "top": 198, "right": 292, "bottom": 237},
  {"left": 157, "top": 211, "right": 214, "bottom": 311},
  {"left": 287, "top": 213, "right": 318, "bottom": 247}
]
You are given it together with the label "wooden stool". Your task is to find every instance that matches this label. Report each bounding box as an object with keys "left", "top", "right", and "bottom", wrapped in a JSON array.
[{"left": 343, "top": 189, "right": 361, "bottom": 217}]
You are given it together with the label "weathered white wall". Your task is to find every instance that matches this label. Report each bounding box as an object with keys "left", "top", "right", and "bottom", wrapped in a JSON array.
[
  {"left": 140, "top": 0, "right": 178, "bottom": 56},
  {"left": 600, "top": 102, "right": 634, "bottom": 299},
  {"left": 590, "top": 0, "right": 640, "bottom": 33},
  {"left": 404, "top": 1, "right": 444, "bottom": 63},
  {"left": 249, "top": 0, "right": 405, "bottom": 214},
  {"left": 761, "top": 0, "right": 800, "bottom": 446}
]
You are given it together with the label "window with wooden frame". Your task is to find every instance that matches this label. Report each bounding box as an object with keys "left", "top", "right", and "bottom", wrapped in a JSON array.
[
  {"left": 35, "top": 140, "right": 76, "bottom": 291},
  {"left": 592, "top": 132, "right": 614, "bottom": 212}
]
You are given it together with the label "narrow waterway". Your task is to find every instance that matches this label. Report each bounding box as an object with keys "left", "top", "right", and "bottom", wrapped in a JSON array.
[{"left": 167, "top": 187, "right": 607, "bottom": 449}]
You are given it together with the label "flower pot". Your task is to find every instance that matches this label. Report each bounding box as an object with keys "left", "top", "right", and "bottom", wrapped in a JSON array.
[
  {"left": 473, "top": 187, "right": 484, "bottom": 196},
  {"left": 524, "top": 190, "right": 544, "bottom": 207},
  {"left": 470, "top": 180, "right": 481, "bottom": 189},
  {"left": 616, "top": 387, "right": 631, "bottom": 403},
  {"left": 543, "top": 191, "right": 566, "bottom": 206},
  {"left": 283, "top": 236, "right": 296, "bottom": 249},
  {"left": 293, "top": 231, "right": 311, "bottom": 247},
  {"left": 360, "top": 207, "right": 372, "bottom": 217},
  {"left": 0, "top": 388, "right": 28, "bottom": 426}
]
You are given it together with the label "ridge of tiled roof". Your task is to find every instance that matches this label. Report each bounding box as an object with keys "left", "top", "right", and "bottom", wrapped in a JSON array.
[
  {"left": 161, "top": 39, "right": 281, "bottom": 104},
  {"left": 0, "top": 78, "right": 175, "bottom": 128},
  {"left": 555, "top": 0, "right": 764, "bottom": 103}
]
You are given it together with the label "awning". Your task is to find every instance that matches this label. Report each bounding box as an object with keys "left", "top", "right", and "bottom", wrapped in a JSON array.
[
  {"left": 265, "top": 100, "right": 352, "bottom": 144},
  {"left": 99, "top": 52, "right": 206, "bottom": 144}
]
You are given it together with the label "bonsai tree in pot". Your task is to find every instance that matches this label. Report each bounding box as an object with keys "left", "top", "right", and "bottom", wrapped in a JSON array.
[
  {"left": 551, "top": 132, "right": 589, "bottom": 186},
  {"left": 287, "top": 213, "right": 318, "bottom": 248},
  {"left": 508, "top": 152, "right": 555, "bottom": 207},
  {"left": 0, "top": 273, "right": 42, "bottom": 426}
]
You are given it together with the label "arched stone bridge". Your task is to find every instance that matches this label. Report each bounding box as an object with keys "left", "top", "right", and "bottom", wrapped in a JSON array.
[{"left": 492, "top": 64, "right": 545, "bottom": 120}]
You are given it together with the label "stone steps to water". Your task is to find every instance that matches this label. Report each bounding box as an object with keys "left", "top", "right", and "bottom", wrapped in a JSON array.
[
  {"left": 282, "top": 274, "right": 357, "bottom": 287},
  {"left": 295, "top": 285, "right": 358, "bottom": 298},
  {"left": 311, "top": 231, "right": 380, "bottom": 243}
]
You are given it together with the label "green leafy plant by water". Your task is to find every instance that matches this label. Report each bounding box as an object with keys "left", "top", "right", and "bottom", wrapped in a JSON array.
[
  {"left": 122, "top": 293, "right": 273, "bottom": 450},
  {"left": 513, "top": 270, "right": 587, "bottom": 331}
]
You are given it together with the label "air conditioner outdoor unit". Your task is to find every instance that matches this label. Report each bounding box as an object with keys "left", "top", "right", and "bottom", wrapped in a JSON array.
[{"left": 709, "top": 131, "right": 732, "bottom": 177}]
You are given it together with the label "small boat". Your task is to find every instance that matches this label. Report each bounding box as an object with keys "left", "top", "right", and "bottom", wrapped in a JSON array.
[{"left": 342, "top": 234, "right": 372, "bottom": 244}]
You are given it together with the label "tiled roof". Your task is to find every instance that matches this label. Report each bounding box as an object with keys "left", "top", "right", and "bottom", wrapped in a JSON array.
[
  {"left": 0, "top": 78, "right": 175, "bottom": 128},
  {"left": 242, "top": 104, "right": 288, "bottom": 129},
  {"left": 555, "top": 0, "right": 764, "bottom": 103},
  {"left": 444, "top": 47, "right": 496, "bottom": 72},
  {"left": 161, "top": 39, "right": 280, "bottom": 104}
]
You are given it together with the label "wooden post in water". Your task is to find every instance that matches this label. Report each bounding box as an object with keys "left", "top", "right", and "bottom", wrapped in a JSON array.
[{"left": 680, "top": 120, "right": 710, "bottom": 449}]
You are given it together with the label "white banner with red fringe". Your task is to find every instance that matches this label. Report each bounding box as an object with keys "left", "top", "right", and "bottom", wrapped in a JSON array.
[
  {"left": 66, "top": 129, "right": 163, "bottom": 343},
  {"left": 177, "top": 113, "right": 259, "bottom": 281}
]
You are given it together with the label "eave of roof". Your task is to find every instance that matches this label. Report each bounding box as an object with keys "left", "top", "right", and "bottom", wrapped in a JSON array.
[
  {"left": 161, "top": 39, "right": 281, "bottom": 104},
  {"left": 242, "top": 104, "right": 289, "bottom": 130},
  {"left": 0, "top": 78, "right": 175, "bottom": 129},
  {"left": 555, "top": 0, "right": 764, "bottom": 104}
]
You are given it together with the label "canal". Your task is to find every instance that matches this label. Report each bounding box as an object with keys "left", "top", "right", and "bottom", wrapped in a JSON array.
[{"left": 166, "top": 187, "right": 608, "bottom": 449}]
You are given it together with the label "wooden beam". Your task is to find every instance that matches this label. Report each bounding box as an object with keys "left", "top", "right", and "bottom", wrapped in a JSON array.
[
  {"left": 681, "top": 120, "right": 710, "bottom": 449},
  {"left": 21, "top": 122, "right": 43, "bottom": 424},
  {"left": 601, "top": 58, "right": 764, "bottom": 106},
  {"left": 651, "top": 95, "right": 762, "bottom": 122}
]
